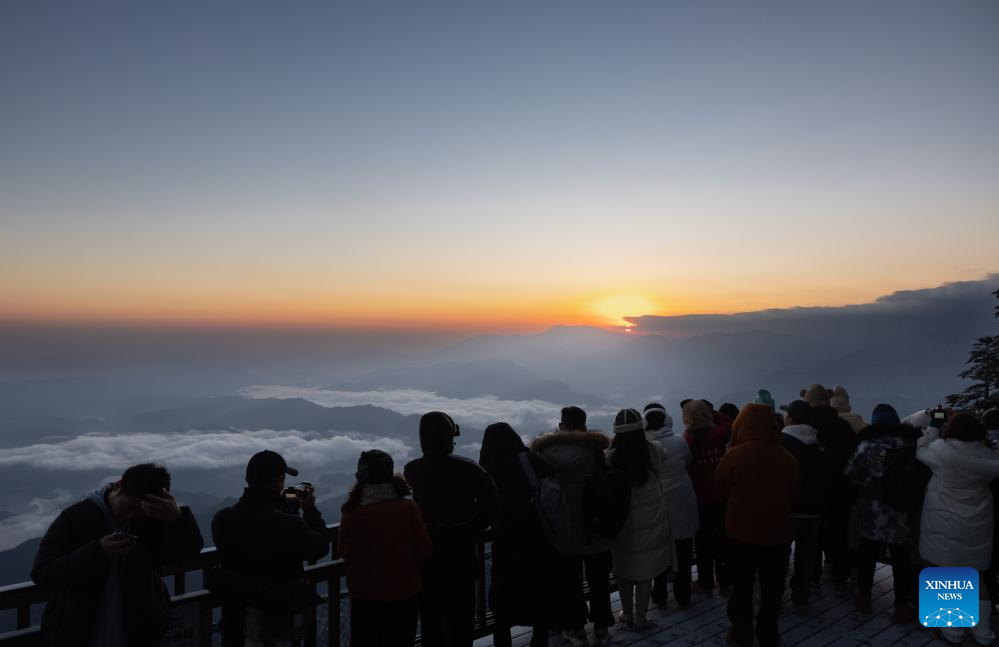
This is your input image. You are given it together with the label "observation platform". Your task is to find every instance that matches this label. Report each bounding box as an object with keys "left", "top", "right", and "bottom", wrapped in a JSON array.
[{"left": 476, "top": 562, "right": 969, "bottom": 647}]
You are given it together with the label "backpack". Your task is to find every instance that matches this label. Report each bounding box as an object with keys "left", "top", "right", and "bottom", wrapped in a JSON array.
[
  {"left": 518, "top": 452, "right": 571, "bottom": 550},
  {"left": 879, "top": 444, "right": 932, "bottom": 513},
  {"left": 581, "top": 450, "right": 632, "bottom": 540}
]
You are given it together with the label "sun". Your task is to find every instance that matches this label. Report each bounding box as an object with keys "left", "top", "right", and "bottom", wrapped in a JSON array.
[{"left": 590, "top": 294, "right": 660, "bottom": 329}]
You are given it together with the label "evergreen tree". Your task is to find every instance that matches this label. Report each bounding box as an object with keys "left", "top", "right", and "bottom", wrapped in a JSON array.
[{"left": 946, "top": 289, "right": 999, "bottom": 413}]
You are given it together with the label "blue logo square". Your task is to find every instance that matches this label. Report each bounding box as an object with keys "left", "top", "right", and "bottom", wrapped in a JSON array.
[{"left": 919, "top": 567, "right": 979, "bottom": 628}]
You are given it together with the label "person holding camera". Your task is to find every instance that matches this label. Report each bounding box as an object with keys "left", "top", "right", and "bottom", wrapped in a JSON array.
[
  {"left": 212, "top": 450, "right": 330, "bottom": 647},
  {"left": 31, "top": 463, "right": 204, "bottom": 647},
  {"left": 404, "top": 411, "right": 499, "bottom": 647}
]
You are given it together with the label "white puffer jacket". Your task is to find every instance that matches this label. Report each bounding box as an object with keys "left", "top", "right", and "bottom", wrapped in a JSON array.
[
  {"left": 646, "top": 428, "right": 699, "bottom": 539},
  {"left": 608, "top": 442, "right": 674, "bottom": 581},
  {"left": 917, "top": 433, "right": 999, "bottom": 570}
]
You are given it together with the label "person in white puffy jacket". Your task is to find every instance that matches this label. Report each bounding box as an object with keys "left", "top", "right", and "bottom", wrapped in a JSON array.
[
  {"left": 607, "top": 408, "right": 673, "bottom": 631},
  {"left": 917, "top": 412, "right": 999, "bottom": 646},
  {"left": 643, "top": 402, "right": 699, "bottom": 609}
]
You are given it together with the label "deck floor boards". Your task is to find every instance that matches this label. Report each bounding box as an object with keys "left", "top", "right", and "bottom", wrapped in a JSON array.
[{"left": 474, "top": 562, "right": 990, "bottom": 647}]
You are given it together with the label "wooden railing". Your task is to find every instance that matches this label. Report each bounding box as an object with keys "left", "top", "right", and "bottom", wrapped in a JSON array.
[{"left": 0, "top": 524, "right": 497, "bottom": 647}]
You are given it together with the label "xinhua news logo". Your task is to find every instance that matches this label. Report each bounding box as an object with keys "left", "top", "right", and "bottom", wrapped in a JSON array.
[{"left": 919, "top": 567, "right": 979, "bottom": 628}]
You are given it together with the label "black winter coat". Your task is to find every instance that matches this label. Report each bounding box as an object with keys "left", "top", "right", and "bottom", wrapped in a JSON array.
[
  {"left": 480, "top": 440, "right": 558, "bottom": 625},
  {"left": 813, "top": 405, "right": 858, "bottom": 502},
  {"left": 211, "top": 489, "right": 329, "bottom": 647},
  {"left": 779, "top": 431, "right": 836, "bottom": 516},
  {"left": 404, "top": 453, "right": 499, "bottom": 567},
  {"left": 31, "top": 498, "right": 204, "bottom": 647}
]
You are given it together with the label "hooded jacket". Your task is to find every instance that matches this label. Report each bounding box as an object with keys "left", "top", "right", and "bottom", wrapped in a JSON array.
[
  {"left": 32, "top": 486, "right": 204, "bottom": 647},
  {"left": 530, "top": 429, "right": 612, "bottom": 555},
  {"left": 646, "top": 426, "right": 699, "bottom": 539},
  {"left": 607, "top": 440, "right": 674, "bottom": 580},
  {"left": 682, "top": 401, "right": 730, "bottom": 504},
  {"left": 715, "top": 404, "right": 799, "bottom": 545},
  {"left": 844, "top": 423, "right": 923, "bottom": 545},
  {"left": 917, "top": 432, "right": 999, "bottom": 570}
]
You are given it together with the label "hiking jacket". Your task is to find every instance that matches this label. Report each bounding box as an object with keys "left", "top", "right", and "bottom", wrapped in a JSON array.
[
  {"left": 530, "top": 430, "right": 612, "bottom": 555},
  {"left": 780, "top": 425, "right": 835, "bottom": 517},
  {"left": 715, "top": 404, "right": 799, "bottom": 546}
]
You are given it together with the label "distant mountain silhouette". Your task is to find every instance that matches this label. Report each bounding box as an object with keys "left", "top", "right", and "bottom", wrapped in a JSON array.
[
  {"left": 339, "top": 358, "right": 610, "bottom": 406},
  {"left": 114, "top": 396, "right": 421, "bottom": 438}
]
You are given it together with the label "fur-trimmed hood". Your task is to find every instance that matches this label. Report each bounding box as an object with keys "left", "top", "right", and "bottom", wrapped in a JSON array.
[{"left": 530, "top": 429, "right": 610, "bottom": 454}]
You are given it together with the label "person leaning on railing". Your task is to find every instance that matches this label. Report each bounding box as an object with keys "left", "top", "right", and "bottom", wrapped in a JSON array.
[
  {"left": 31, "top": 463, "right": 204, "bottom": 647},
  {"left": 210, "top": 450, "right": 329, "bottom": 647}
]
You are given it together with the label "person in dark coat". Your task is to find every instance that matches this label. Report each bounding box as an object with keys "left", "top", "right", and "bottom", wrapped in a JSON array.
[
  {"left": 801, "top": 383, "right": 858, "bottom": 588},
  {"left": 212, "top": 450, "right": 330, "bottom": 647},
  {"left": 844, "top": 404, "right": 925, "bottom": 624},
  {"left": 404, "top": 411, "right": 500, "bottom": 647},
  {"left": 479, "top": 422, "right": 557, "bottom": 647},
  {"left": 778, "top": 400, "right": 835, "bottom": 613},
  {"left": 31, "top": 463, "right": 204, "bottom": 647}
]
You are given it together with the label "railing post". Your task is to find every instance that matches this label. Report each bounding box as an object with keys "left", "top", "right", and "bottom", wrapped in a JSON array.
[
  {"left": 474, "top": 540, "right": 487, "bottom": 633},
  {"left": 327, "top": 573, "right": 340, "bottom": 647},
  {"left": 173, "top": 571, "right": 186, "bottom": 596},
  {"left": 16, "top": 604, "right": 30, "bottom": 630}
]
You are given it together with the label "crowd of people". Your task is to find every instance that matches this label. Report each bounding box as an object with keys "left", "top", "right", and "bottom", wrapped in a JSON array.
[{"left": 27, "top": 384, "right": 999, "bottom": 647}]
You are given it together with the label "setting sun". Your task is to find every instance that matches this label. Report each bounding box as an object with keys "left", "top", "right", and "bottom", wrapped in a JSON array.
[{"left": 589, "top": 294, "right": 661, "bottom": 328}]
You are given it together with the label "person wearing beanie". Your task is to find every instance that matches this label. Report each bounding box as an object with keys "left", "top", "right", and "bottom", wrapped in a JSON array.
[
  {"left": 778, "top": 400, "right": 835, "bottom": 615},
  {"left": 645, "top": 403, "right": 698, "bottom": 609},
  {"left": 478, "top": 423, "right": 558, "bottom": 647},
  {"left": 715, "top": 404, "right": 799, "bottom": 647},
  {"left": 404, "top": 412, "right": 499, "bottom": 647},
  {"left": 830, "top": 385, "right": 867, "bottom": 433},
  {"left": 530, "top": 406, "right": 614, "bottom": 647},
  {"left": 607, "top": 409, "right": 673, "bottom": 631},
  {"left": 755, "top": 388, "right": 785, "bottom": 431},
  {"left": 339, "top": 450, "right": 432, "bottom": 647},
  {"left": 917, "top": 413, "right": 999, "bottom": 646},
  {"left": 843, "top": 404, "right": 926, "bottom": 623},
  {"left": 800, "top": 383, "right": 857, "bottom": 589},
  {"left": 682, "top": 399, "right": 732, "bottom": 594}
]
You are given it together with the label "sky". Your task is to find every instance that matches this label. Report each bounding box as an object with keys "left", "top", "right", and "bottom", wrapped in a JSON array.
[{"left": 1, "top": 1, "right": 997, "bottom": 331}]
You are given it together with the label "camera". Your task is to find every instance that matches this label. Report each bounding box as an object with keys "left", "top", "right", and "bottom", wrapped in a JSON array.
[
  {"left": 112, "top": 530, "right": 137, "bottom": 544},
  {"left": 931, "top": 406, "right": 948, "bottom": 422},
  {"left": 280, "top": 481, "right": 315, "bottom": 515}
]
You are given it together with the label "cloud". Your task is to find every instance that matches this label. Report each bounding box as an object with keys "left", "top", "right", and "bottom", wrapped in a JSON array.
[
  {"left": 242, "top": 385, "right": 618, "bottom": 431},
  {"left": 627, "top": 275, "right": 998, "bottom": 340},
  {"left": 0, "top": 429, "right": 414, "bottom": 474},
  {"left": 0, "top": 489, "right": 77, "bottom": 551}
]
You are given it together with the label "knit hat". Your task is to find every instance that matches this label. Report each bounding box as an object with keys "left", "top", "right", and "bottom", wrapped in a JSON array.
[
  {"left": 830, "top": 385, "right": 852, "bottom": 413},
  {"left": 870, "top": 404, "right": 900, "bottom": 426},
  {"left": 800, "top": 384, "right": 830, "bottom": 407},
  {"left": 356, "top": 449, "right": 394, "bottom": 485},
  {"left": 682, "top": 399, "right": 715, "bottom": 431},
  {"left": 754, "top": 389, "right": 776, "bottom": 411},
  {"left": 613, "top": 408, "right": 645, "bottom": 434},
  {"left": 419, "top": 411, "right": 459, "bottom": 455}
]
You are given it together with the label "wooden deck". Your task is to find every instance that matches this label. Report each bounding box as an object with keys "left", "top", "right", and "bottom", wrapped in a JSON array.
[{"left": 474, "top": 563, "right": 987, "bottom": 647}]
